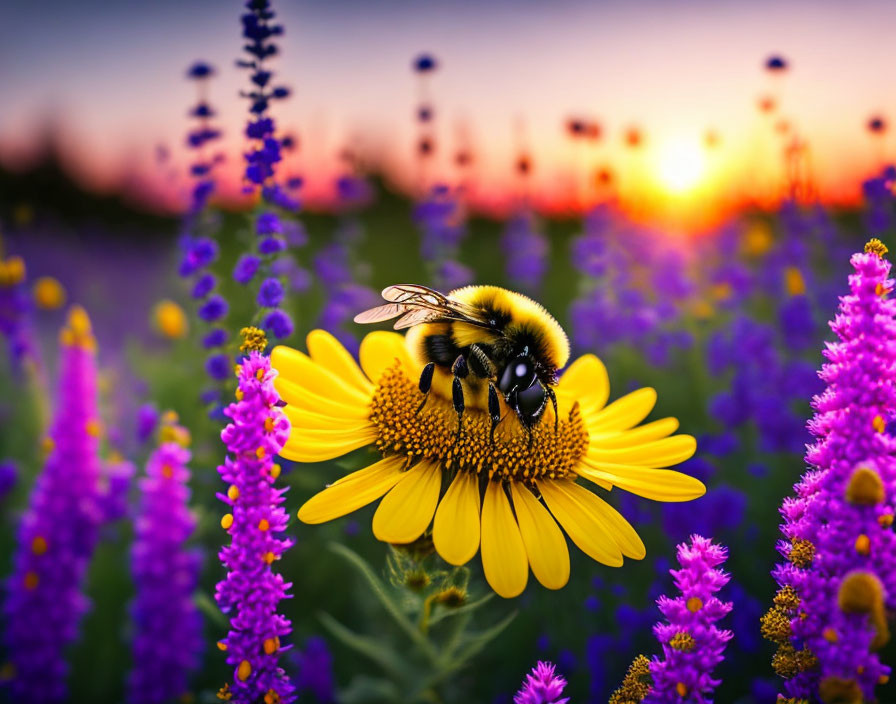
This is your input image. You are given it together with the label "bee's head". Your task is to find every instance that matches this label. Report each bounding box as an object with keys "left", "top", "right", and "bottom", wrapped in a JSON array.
[{"left": 496, "top": 347, "right": 552, "bottom": 422}]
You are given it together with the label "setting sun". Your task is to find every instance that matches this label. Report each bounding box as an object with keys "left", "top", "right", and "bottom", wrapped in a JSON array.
[{"left": 655, "top": 137, "right": 707, "bottom": 194}]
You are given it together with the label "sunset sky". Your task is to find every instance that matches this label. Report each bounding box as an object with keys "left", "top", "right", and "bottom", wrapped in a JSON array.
[{"left": 2, "top": 0, "right": 895, "bottom": 218}]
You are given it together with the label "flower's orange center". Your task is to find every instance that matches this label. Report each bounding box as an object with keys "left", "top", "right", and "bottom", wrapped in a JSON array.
[{"left": 370, "top": 362, "right": 589, "bottom": 482}]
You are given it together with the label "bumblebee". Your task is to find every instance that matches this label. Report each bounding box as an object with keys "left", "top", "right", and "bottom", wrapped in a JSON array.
[{"left": 354, "top": 284, "right": 570, "bottom": 440}]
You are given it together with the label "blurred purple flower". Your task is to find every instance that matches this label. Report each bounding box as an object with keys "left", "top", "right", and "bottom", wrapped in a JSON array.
[
  {"left": 206, "top": 353, "right": 232, "bottom": 381},
  {"left": 256, "top": 212, "right": 282, "bottom": 235},
  {"left": 263, "top": 308, "right": 294, "bottom": 340},
  {"left": 413, "top": 53, "right": 438, "bottom": 73},
  {"left": 203, "top": 328, "right": 229, "bottom": 349},
  {"left": 3, "top": 308, "right": 103, "bottom": 703},
  {"left": 257, "top": 278, "right": 285, "bottom": 308},
  {"left": 192, "top": 272, "right": 217, "bottom": 299},
  {"left": 502, "top": 211, "right": 548, "bottom": 293},
  {"left": 198, "top": 294, "right": 229, "bottom": 322},
  {"left": 128, "top": 437, "right": 201, "bottom": 704},
  {"left": 233, "top": 254, "right": 261, "bottom": 285},
  {"left": 178, "top": 237, "right": 218, "bottom": 277},
  {"left": 293, "top": 636, "right": 336, "bottom": 703},
  {"left": 136, "top": 403, "right": 159, "bottom": 445},
  {"left": 0, "top": 459, "right": 18, "bottom": 499},
  {"left": 259, "top": 236, "right": 286, "bottom": 255}
]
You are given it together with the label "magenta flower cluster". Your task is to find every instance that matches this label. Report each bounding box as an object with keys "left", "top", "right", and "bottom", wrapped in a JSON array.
[
  {"left": 2, "top": 308, "right": 103, "bottom": 703},
  {"left": 769, "top": 244, "right": 896, "bottom": 702},
  {"left": 214, "top": 351, "right": 294, "bottom": 703},
  {"left": 513, "top": 661, "right": 570, "bottom": 704},
  {"left": 128, "top": 437, "right": 202, "bottom": 704},
  {"left": 644, "top": 535, "right": 732, "bottom": 704}
]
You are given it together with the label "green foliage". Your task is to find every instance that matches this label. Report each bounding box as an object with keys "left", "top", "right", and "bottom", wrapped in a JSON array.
[{"left": 324, "top": 543, "right": 515, "bottom": 704}]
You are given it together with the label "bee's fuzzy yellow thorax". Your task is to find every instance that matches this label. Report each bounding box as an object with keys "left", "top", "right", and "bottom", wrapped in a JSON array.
[
  {"left": 370, "top": 362, "right": 588, "bottom": 482},
  {"left": 450, "top": 285, "right": 570, "bottom": 370}
]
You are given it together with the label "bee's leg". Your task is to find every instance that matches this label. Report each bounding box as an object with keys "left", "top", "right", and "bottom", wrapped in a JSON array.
[
  {"left": 416, "top": 362, "right": 436, "bottom": 414},
  {"left": 488, "top": 382, "right": 502, "bottom": 444},
  {"left": 451, "top": 356, "right": 468, "bottom": 443},
  {"left": 468, "top": 343, "right": 495, "bottom": 379},
  {"left": 546, "top": 386, "right": 559, "bottom": 434}
]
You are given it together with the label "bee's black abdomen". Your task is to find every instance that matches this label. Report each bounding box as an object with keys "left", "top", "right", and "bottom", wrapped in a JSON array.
[{"left": 423, "top": 334, "right": 459, "bottom": 367}]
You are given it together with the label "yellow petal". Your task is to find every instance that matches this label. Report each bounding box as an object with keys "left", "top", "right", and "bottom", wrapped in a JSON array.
[
  {"left": 576, "top": 462, "right": 706, "bottom": 502},
  {"left": 298, "top": 456, "right": 405, "bottom": 523},
  {"left": 271, "top": 346, "right": 371, "bottom": 406},
  {"left": 307, "top": 329, "right": 374, "bottom": 395},
  {"left": 589, "top": 417, "right": 680, "bottom": 448},
  {"left": 372, "top": 460, "right": 441, "bottom": 544},
  {"left": 275, "top": 377, "right": 370, "bottom": 421},
  {"left": 510, "top": 483, "right": 569, "bottom": 590},
  {"left": 558, "top": 354, "right": 610, "bottom": 410},
  {"left": 538, "top": 479, "right": 623, "bottom": 567},
  {"left": 480, "top": 482, "right": 529, "bottom": 598},
  {"left": 283, "top": 405, "right": 373, "bottom": 432},
  {"left": 583, "top": 387, "right": 657, "bottom": 433},
  {"left": 360, "top": 331, "right": 414, "bottom": 383},
  {"left": 586, "top": 435, "right": 696, "bottom": 468},
  {"left": 541, "top": 479, "right": 644, "bottom": 560},
  {"left": 577, "top": 471, "right": 614, "bottom": 492},
  {"left": 433, "top": 471, "right": 481, "bottom": 566},
  {"left": 281, "top": 426, "right": 378, "bottom": 462}
]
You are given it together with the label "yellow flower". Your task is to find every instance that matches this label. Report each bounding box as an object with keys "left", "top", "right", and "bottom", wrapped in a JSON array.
[
  {"left": 33, "top": 276, "right": 66, "bottom": 309},
  {"left": 0, "top": 256, "right": 25, "bottom": 287},
  {"left": 272, "top": 330, "right": 704, "bottom": 598},
  {"left": 743, "top": 221, "right": 773, "bottom": 257},
  {"left": 784, "top": 266, "right": 805, "bottom": 296},
  {"left": 153, "top": 300, "right": 188, "bottom": 339}
]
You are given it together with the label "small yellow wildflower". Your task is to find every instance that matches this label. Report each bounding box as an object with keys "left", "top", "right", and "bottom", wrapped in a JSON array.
[
  {"left": 33, "top": 276, "right": 66, "bottom": 309},
  {"left": 153, "top": 300, "right": 189, "bottom": 339}
]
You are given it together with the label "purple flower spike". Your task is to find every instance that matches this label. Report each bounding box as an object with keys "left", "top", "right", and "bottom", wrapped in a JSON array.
[
  {"left": 257, "top": 278, "right": 285, "bottom": 308},
  {"left": 513, "top": 661, "right": 570, "bottom": 704},
  {"left": 128, "top": 432, "right": 201, "bottom": 704},
  {"left": 136, "top": 403, "right": 160, "bottom": 445},
  {"left": 256, "top": 212, "right": 282, "bottom": 235},
  {"left": 0, "top": 459, "right": 19, "bottom": 499},
  {"left": 198, "top": 294, "right": 228, "bottom": 322},
  {"left": 292, "top": 636, "right": 336, "bottom": 703},
  {"left": 99, "top": 454, "right": 135, "bottom": 524},
  {"left": 192, "top": 272, "right": 217, "bottom": 299},
  {"left": 215, "top": 351, "right": 294, "bottom": 704},
  {"left": 233, "top": 254, "right": 261, "bottom": 285},
  {"left": 765, "top": 240, "right": 896, "bottom": 702},
  {"left": 263, "top": 308, "right": 293, "bottom": 340},
  {"left": 2, "top": 307, "right": 104, "bottom": 703},
  {"left": 644, "top": 535, "right": 732, "bottom": 704}
]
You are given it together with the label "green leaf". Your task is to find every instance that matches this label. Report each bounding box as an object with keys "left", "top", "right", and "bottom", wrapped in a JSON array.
[
  {"left": 194, "top": 590, "right": 228, "bottom": 630},
  {"left": 329, "top": 542, "right": 438, "bottom": 662},
  {"left": 427, "top": 592, "right": 494, "bottom": 628},
  {"left": 446, "top": 610, "right": 517, "bottom": 671},
  {"left": 338, "top": 675, "right": 402, "bottom": 704},
  {"left": 318, "top": 611, "right": 406, "bottom": 683}
]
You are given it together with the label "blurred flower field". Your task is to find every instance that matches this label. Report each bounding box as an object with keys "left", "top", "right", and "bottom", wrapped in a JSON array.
[{"left": 2, "top": 2, "right": 896, "bottom": 703}]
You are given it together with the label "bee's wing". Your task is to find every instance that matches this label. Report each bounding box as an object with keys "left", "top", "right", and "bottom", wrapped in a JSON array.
[
  {"left": 381, "top": 284, "right": 447, "bottom": 306},
  {"left": 393, "top": 308, "right": 443, "bottom": 330},
  {"left": 356, "top": 283, "right": 492, "bottom": 330},
  {"left": 353, "top": 303, "right": 409, "bottom": 325}
]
